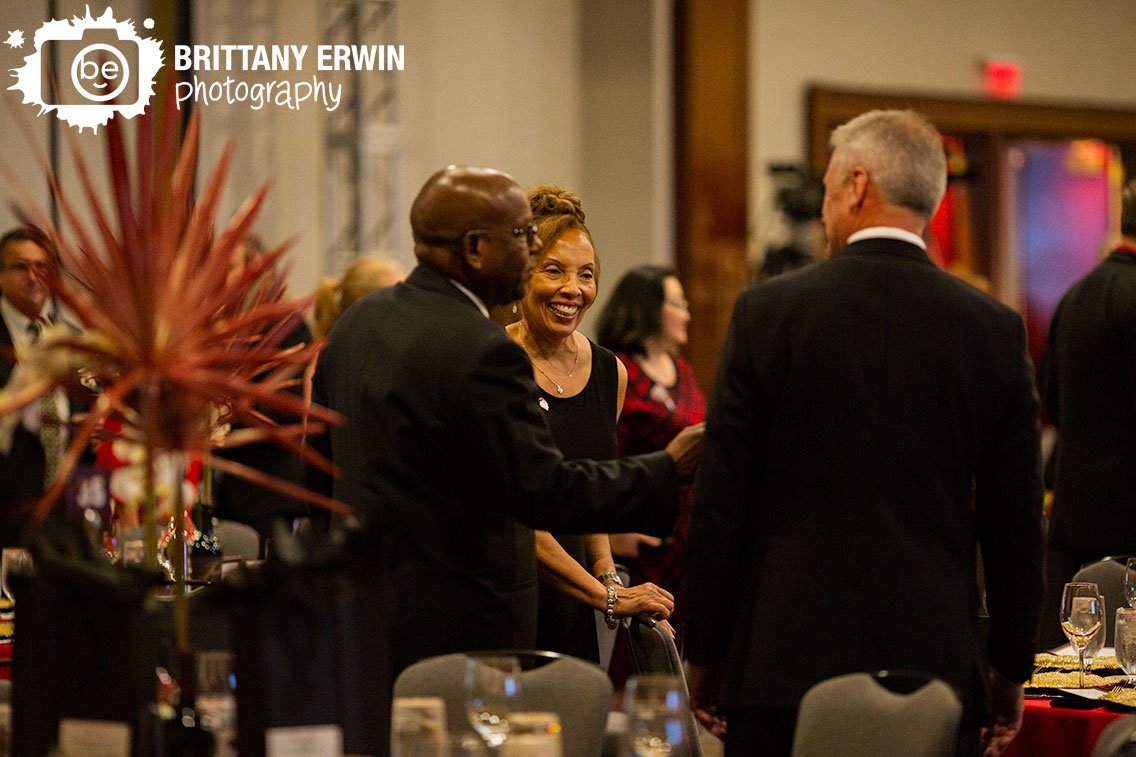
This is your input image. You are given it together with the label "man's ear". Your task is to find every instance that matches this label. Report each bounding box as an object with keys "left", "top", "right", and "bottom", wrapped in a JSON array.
[
  {"left": 463, "top": 232, "right": 485, "bottom": 271},
  {"left": 848, "top": 167, "right": 870, "bottom": 212}
]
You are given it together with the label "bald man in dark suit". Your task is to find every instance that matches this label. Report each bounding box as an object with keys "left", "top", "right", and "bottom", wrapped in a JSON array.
[{"left": 310, "top": 166, "right": 701, "bottom": 743}]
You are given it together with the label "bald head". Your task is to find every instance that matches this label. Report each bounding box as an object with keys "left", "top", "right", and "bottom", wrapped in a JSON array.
[
  {"left": 412, "top": 166, "right": 524, "bottom": 245},
  {"left": 410, "top": 165, "right": 540, "bottom": 307}
]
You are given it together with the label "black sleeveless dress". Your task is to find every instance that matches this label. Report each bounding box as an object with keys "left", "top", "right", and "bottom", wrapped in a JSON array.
[{"left": 534, "top": 340, "right": 619, "bottom": 662}]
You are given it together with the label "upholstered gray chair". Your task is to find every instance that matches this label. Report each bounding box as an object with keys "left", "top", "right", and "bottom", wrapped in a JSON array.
[
  {"left": 791, "top": 671, "right": 961, "bottom": 757},
  {"left": 393, "top": 650, "right": 612, "bottom": 757},
  {"left": 214, "top": 518, "right": 261, "bottom": 561},
  {"left": 1073, "top": 557, "right": 1127, "bottom": 646},
  {"left": 623, "top": 615, "right": 703, "bottom": 757},
  {"left": 1093, "top": 714, "right": 1136, "bottom": 757}
]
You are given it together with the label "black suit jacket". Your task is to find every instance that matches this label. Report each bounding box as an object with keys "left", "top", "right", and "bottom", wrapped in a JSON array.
[
  {"left": 0, "top": 300, "right": 88, "bottom": 546},
  {"left": 1041, "top": 249, "right": 1136, "bottom": 553},
  {"left": 311, "top": 264, "right": 678, "bottom": 673},
  {"left": 213, "top": 315, "right": 314, "bottom": 541},
  {"left": 685, "top": 238, "right": 1044, "bottom": 718}
]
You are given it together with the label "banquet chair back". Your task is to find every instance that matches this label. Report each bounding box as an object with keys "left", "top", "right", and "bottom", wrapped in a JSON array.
[
  {"left": 1073, "top": 557, "right": 1127, "bottom": 646},
  {"left": 1092, "top": 714, "right": 1136, "bottom": 756},
  {"left": 791, "top": 671, "right": 961, "bottom": 757},
  {"left": 214, "top": 518, "right": 261, "bottom": 560},
  {"left": 394, "top": 650, "right": 612, "bottom": 757},
  {"left": 595, "top": 564, "right": 633, "bottom": 671},
  {"left": 623, "top": 615, "right": 704, "bottom": 757}
]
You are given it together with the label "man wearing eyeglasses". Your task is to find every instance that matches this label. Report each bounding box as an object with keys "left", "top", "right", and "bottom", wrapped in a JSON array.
[
  {"left": 0, "top": 227, "right": 72, "bottom": 545},
  {"left": 310, "top": 165, "right": 701, "bottom": 750}
]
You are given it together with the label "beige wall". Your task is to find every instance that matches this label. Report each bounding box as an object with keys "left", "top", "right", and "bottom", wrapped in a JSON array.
[{"left": 15, "top": 0, "right": 1136, "bottom": 316}]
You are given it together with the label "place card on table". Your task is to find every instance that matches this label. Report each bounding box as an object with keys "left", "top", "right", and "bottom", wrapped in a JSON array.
[
  {"left": 58, "top": 719, "right": 131, "bottom": 757},
  {"left": 266, "top": 724, "right": 343, "bottom": 757}
]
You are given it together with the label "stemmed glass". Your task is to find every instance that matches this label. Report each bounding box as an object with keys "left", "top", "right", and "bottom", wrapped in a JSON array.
[
  {"left": 624, "top": 674, "right": 689, "bottom": 757},
  {"left": 1116, "top": 608, "right": 1136, "bottom": 687},
  {"left": 1125, "top": 558, "right": 1136, "bottom": 609},
  {"left": 1083, "top": 595, "right": 1106, "bottom": 669},
  {"left": 464, "top": 654, "right": 523, "bottom": 751},
  {"left": 1061, "top": 582, "right": 1105, "bottom": 688}
]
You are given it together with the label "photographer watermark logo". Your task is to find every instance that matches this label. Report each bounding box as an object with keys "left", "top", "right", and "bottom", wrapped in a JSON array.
[{"left": 8, "top": 6, "right": 163, "bottom": 132}]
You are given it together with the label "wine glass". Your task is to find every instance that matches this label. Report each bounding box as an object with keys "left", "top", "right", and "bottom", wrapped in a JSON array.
[
  {"left": 465, "top": 654, "right": 523, "bottom": 750},
  {"left": 1116, "top": 608, "right": 1136, "bottom": 687},
  {"left": 1084, "top": 594, "right": 1106, "bottom": 669},
  {"left": 1125, "top": 558, "right": 1136, "bottom": 609},
  {"left": 195, "top": 651, "right": 237, "bottom": 756},
  {"left": 624, "top": 674, "right": 689, "bottom": 757},
  {"left": 1061, "top": 582, "right": 1104, "bottom": 687},
  {"left": 0, "top": 548, "right": 32, "bottom": 602}
]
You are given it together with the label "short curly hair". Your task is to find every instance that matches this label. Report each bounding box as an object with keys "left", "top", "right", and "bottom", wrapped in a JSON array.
[{"left": 527, "top": 183, "right": 595, "bottom": 264}]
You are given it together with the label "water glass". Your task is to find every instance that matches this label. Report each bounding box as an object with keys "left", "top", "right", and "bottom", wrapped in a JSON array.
[
  {"left": 465, "top": 654, "right": 523, "bottom": 750},
  {"left": 624, "top": 674, "right": 689, "bottom": 757},
  {"left": 1126, "top": 558, "right": 1136, "bottom": 609},
  {"left": 391, "top": 696, "right": 447, "bottom": 757},
  {"left": 1117, "top": 608, "right": 1136, "bottom": 686}
]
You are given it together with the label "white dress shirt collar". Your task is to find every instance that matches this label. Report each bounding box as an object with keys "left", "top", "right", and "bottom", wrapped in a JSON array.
[
  {"left": 847, "top": 226, "right": 927, "bottom": 251},
  {"left": 0, "top": 295, "right": 53, "bottom": 349},
  {"left": 448, "top": 278, "right": 490, "bottom": 319}
]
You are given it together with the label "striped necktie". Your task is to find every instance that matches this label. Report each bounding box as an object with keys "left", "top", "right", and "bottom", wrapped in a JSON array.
[{"left": 27, "top": 320, "right": 63, "bottom": 488}]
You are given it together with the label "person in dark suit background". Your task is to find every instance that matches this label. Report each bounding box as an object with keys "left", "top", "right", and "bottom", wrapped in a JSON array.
[
  {"left": 1039, "top": 178, "right": 1136, "bottom": 647},
  {"left": 210, "top": 234, "right": 314, "bottom": 545},
  {"left": 0, "top": 226, "right": 85, "bottom": 546},
  {"left": 310, "top": 165, "right": 701, "bottom": 691},
  {"left": 684, "top": 110, "right": 1044, "bottom": 757}
]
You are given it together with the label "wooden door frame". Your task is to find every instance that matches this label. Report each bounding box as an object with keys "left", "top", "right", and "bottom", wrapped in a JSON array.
[
  {"left": 807, "top": 86, "right": 1136, "bottom": 177},
  {"left": 806, "top": 86, "right": 1136, "bottom": 293}
]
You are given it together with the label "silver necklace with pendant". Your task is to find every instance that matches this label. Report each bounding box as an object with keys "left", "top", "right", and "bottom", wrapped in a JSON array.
[{"left": 532, "top": 341, "right": 580, "bottom": 395}]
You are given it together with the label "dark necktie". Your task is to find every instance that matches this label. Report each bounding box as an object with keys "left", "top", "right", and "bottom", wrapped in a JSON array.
[{"left": 27, "top": 320, "right": 62, "bottom": 488}]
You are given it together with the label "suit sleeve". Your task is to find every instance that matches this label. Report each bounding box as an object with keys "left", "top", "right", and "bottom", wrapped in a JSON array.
[
  {"left": 977, "top": 314, "right": 1045, "bottom": 683},
  {"left": 458, "top": 336, "right": 679, "bottom": 536},
  {"left": 683, "top": 292, "right": 763, "bottom": 666},
  {"left": 1038, "top": 303, "right": 1061, "bottom": 425}
]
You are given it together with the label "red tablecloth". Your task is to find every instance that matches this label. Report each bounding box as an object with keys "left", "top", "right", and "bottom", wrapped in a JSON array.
[{"left": 1003, "top": 697, "right": 1125, "bottom": 757}]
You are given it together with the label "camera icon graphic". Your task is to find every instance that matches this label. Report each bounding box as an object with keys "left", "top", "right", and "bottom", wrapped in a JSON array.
[
  {"left": 10, "top": 7, "right": 163, "bottom": 132},
  {"left": 42, "top": 28, "right": 139, "bottom": 106}
]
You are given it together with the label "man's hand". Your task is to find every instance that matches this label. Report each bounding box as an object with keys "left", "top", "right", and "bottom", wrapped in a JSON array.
[
  {"left": 980, "top": 668, "right": 1024, "bottom": 757},
  {"left": 665, "top": 422, "right": 705, "bottom": 480},
  {"left": 687, "top": 662, "right": 727, "bottom": 739},
  {"left": 609, "top": 532, "right": 663, "bottom": 560}
]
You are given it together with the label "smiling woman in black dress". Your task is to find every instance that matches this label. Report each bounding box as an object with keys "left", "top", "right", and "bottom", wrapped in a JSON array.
[{"left": 506, "top": 184, "right": 673, "bottom": 662}]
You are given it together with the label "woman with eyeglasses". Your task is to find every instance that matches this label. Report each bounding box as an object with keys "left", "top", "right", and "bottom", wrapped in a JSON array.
[
  {"left": 505, "top": 185, "right": 674, "bottom": 664},
  {"left": 596, "top": 265, "right": 706, "bottom": 657}
]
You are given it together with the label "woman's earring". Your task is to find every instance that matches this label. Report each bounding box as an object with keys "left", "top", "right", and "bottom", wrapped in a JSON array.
[{"left": 512, "top": 303, "right": 518, "bottom": 314}]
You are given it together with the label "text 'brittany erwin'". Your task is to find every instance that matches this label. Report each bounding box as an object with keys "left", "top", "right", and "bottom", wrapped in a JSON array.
[{"left": 173, "top": 44, "right": 405, "bottom": 72}]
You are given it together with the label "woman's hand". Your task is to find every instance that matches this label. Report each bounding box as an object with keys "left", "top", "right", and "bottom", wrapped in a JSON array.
[{"left": 613, "top": 581, "right": 674, "bottom": 619}]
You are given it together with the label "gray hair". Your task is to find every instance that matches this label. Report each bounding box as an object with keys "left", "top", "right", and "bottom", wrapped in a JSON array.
[{"left": 828, "top": 110, "right": 947, "bottom": 218}]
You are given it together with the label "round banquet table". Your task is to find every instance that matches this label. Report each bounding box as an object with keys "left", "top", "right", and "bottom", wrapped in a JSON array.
[{"left": 1002, "top": 697, "right": 1126, "bottom": 757}]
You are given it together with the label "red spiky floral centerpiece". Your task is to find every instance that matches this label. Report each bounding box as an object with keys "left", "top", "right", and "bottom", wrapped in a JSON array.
[{"left": 0, "top": 92, "right": 343, "bottom": 647}]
